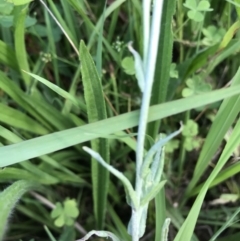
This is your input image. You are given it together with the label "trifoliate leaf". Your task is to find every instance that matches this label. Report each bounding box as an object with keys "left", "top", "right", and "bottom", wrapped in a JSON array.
[
  {"left": 121, "top": 56, "right": 135, "bottom": 75},
  {"left": 184, "top": 0, "right": 213, "bottom": 22},
  {"left": 64, "top": 199, "right": 79, "bottom": 218},
  {"left": 184, "top": 137, "right": 201, "bottom": 151},
  {"left": 182, "top": 75, "right": 212, "bottom": 97},
  {"left": 182, "top": 119, "right": 198, "bottom": 137},
  {"left": 170, "top": 63, "right": 178, "bottom": 78}
]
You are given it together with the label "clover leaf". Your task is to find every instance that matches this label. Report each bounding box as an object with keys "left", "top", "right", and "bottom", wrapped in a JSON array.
[
  {"left": 121, "top": 56, "right": 135, "bottom": 75},
  {"left": 51, "top": 199, "right": 79, "bottom": 227},
  {"left": 0, "top": 0, "right": 14, "bottom": 15},
  {"left": 182, "top": 75, "right": 212, "bottom": 97},
  {"left": 182, "top": 119, "right": 198, "bottom": 137},
  {"left": 184, "top": 136, "right": 201, "bottom": 151},
  {"left": 202, "top": 25, "right": 226, "bottom": 46},
  {"left": 170, "top": 63, "right": 179, "bottom": 79},
  {"left": 0, "top": 0, "right": 36, "bottom": 28},
  {"left": 7, "top": 0, "right": 33, "bottom": 5},
  {"left": 182, "top": 120, "right": 201, "bottom": 151},
  {"left": 184, "top": 0, "right": 213, "bottom": 22},
  {"left": 165, "top": 139, "right": 180, "bottom": 153}
]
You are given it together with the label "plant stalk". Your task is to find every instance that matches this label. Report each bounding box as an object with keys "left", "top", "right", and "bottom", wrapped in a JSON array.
[{"left": 133, "top": 0, "right": 164, "bottom": 240}]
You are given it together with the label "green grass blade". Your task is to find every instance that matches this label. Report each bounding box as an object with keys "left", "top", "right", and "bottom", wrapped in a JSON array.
[
  {"left": 174, "top": 118, "right": 240, "bottom": 241},
  {"left": 191, "top": 161, "right": 240, "bottom": 196},
  {"left": 0, "top": 71, "right": 51, "bottom": 130},
  {"left": 67, "top": 0, "right": 120, "bottom": 64},
  {"left": 24, "top": 71, "right": 80, "bottom": 108},
  {"left": 0, "top": 180, "right": 38, "bottom": 240},
  {"left": 96, "top": 1, "right": 106, "bottom": 76},
  {"left": 185, "top": 67, "right": 240, "bottom": 198},
  {"left": 108, "top": 204, "right": 131, "bottom": 241},
  {"left": 60, "top": 0, "right": 78, "bottom": 42},
  {"left": 46, "top": 0, "right": 78, "bottom": 49},
  {"left": 0, "top": 103, "right": 49, "bottom": 135},
  {"left": 0, "top": 71, "right": 74, "bottom": 131},
  {"left": 44, "top": 8, "right": 60, "bottom": 86},
  {"left": 79, "top": 40, "right": 109, "bottom": 229},
  {"left": 88, "top": 0, "right": 126, "bottom": 49},
  {"left": 209, "top": 207, "right": 240, "bottom": 241},
  {"left": 0, "top": 40, "right": 19, "bottom": 70},
  {"left": 13, "top": 4, "right": 31, "bottom": 88},
  {"left": 0, "top": 167, "right": 58, "bottom": 184},
  {"left": 0, "top": 86, "right": 240, "bottom": 167},
  {"left": 0, "top": 125, "right": 22, "bottom": 143},
  {"left": 216, "top": 233, "right": 240, "bottom": 241}
]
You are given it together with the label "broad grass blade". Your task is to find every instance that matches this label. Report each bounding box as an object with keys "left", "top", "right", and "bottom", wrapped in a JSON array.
[
  {"left": 13, "top": 5, "right": 31, "bottom": 88},
  {"left": 0, "top": 86, "right": 240, "bottom": 167},
  {"left": 0, "top": 40, "right": 19, "bottom": 70},
  {"left": 174, "top": 118, "right": 240, "bottom": 241},
  {"left": 185, "top": 67, "right": 240, "bottom": 198},
  {"left": 0, "top": 181, "right": 38, "bottom": 240},
  {"left": 79, "top": 41, "right": 109, "bottom": 229}
]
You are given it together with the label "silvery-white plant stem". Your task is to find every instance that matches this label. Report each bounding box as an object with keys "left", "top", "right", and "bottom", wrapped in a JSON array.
[
  {"left": 133, "top": 1, "right": 164, "bottom": 241},
  {"left": 143, "top": 0, "right": 151, "bottom": 68}
]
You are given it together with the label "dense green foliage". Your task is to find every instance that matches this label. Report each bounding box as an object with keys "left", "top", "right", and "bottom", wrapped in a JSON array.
[{"left": 0, "top": 0, "right": 240, "bottom": 241}]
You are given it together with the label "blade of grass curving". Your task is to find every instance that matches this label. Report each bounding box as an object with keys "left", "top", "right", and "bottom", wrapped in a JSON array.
[
  {"left": 88, "top": 0, "right": 126, "bottom": 49},
  {"left": 62, "top": 66, "right": 83, "bottom": 115},
  {"left": 191, "top": 161, "right": 240, "bottom": 196},
  {"left": 184, "top": 67, "right": 240, "bottom": 199},
  {"left": 13, "top": 4, "right": 31, "bottom": 89},
  {"left": 11, "top": 0, "right": 33, "bottom": 5},
  {"left": 0, "top": 86, "right": 240, "bottom": 167},
  {"left": 1, "top": 28, "right": 19, "bottom": 83},
  {"left": 96, "top": 1, "right": 106, "bottom": 76},
  {"left": 178, "top": 44, "right": 219, "bottom": 82},
  {"left": 44, "top": 8, "right": 60, "bottom": 86},
  {"left": 0, "top": 103, "right": 49, "bottom": 135},
  {"left": 0, "top": 180, "right": 38, "bottom": 240},
  {"left": 67, "top": 0, "right": 120, "bottom": 64},
  {"left": 23, "top": 71, "right": 80, "bottom": 108},
  {"left": 174, "top": 118, "right": 240, "bottom": 241},
  {"left": 0, "top": 167, "right": 58, "bottom": 184},
  {"left": 0, "top": 125, "right": 22, "bottom": 144},
  {"left": 79, "top": 40, "right": 109, "bottom": 229},
  {"left": 60, "top": 0, "right": 78, "bottom": 42},
  {"left": 206, "top": 39, "right": 240, "bottom": 76},
  {"left": 218, "top": 21, "right": 240, "bottom": 50},
  {"left": 0, "top": 71, "right": 52, "bottom": 130},
  {"left": 166, "top": 203, "right": 199, "bottom": 241},
  {"left": 233, "top": 0, "right": 240, "bottom": 17},
  {"left": 155, "top": 190, "right": 166, "bottom": 241},
  {"left": 0, "top": 71, "right": 74, "bottom": 131},
  {"left": 107, "top": 7, "right": 120, "bottom": 43},
  {"left": 209, "top": 207, "right": 240, "bottom": 241},
  {"left": 21, "top": 95, "right": 74, "bottom": 131},
  {"left": 44, "top": 225, "right": 57, "bottom": 241},
  {"left": 0, "top": 127, "right": 60, "bottom": 185},
  {"left": 0, "top": 40, "right": 19, "bottom": 71},
  {"left": 16, "top": 204, "right": 58, "bottom": 231},
  {"left": 108, "top": 204, "right": 131, "bottom": 241},
  {"left": 45, "top": 0, "right": 78, "bottom": 52},
  {"left": 216, "top": 233, "right": 240, "bottom": 241}
]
